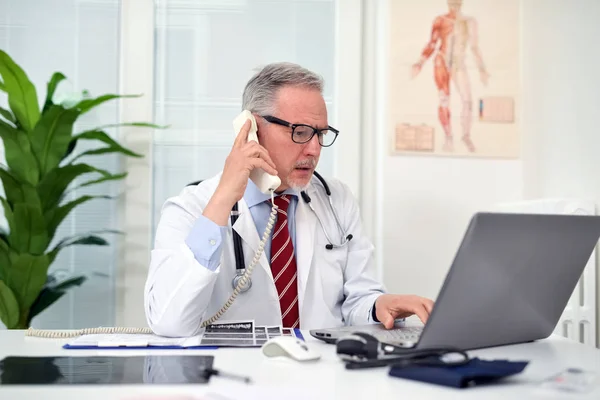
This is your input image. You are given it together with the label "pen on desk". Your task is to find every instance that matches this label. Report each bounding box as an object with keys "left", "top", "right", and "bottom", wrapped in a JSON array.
[{"left": 205, "top": 368, "right": 252, "bottom": 384}]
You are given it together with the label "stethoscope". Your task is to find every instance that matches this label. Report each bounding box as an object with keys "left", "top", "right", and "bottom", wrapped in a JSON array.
[
  {"left": 231, "top": 171, "right": 353, "bottom": 293},
  {"left": 335, "top": 332, "right": 470, "bottom": 370}
]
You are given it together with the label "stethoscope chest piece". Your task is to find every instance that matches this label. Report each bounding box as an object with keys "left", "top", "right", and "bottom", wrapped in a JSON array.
[{"left": 232, "top": 271, "right": 252, "bottom": 293}]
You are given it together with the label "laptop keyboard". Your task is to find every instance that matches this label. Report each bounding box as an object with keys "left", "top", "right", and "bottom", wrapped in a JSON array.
[{"left": 371, "top": 326, "right": 423, "bottom": 343}]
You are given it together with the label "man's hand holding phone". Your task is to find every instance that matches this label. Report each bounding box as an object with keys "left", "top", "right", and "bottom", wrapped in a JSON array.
[{"left": 203, "top": 117, "right": 278, "bottom": 226}]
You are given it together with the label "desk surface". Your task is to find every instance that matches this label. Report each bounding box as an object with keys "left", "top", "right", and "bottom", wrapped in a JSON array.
[{"left": 0, "top": 330, "right": 598, "bottom": 399}]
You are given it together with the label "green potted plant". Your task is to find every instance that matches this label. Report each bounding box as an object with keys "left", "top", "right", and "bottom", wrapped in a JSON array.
[{"left": 0, "top": 49, "right": 158, "bottom": 329}]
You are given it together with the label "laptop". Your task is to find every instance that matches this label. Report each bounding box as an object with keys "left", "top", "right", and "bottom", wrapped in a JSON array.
[{"left": 310, "top": 212, "right": 600, "bottom": 350}]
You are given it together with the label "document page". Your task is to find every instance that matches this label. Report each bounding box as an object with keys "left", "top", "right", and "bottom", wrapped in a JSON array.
[
  {"left": 199, "top": 320, "right": 297, "bottom": 347},
  {"left": 66, "top": 320, "right": 298, "bottom": 348}
]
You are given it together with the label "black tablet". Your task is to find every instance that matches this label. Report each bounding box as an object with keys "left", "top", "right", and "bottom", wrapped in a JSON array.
[{"left": 0, "top": 355, "right": 214, "bottom": 385}]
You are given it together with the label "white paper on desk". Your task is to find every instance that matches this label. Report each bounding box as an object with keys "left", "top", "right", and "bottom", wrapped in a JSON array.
[
  {"left": 67, "top": 333, "right": 203, "bottom": 348},
  {"left": 67, "top": 320, "right": 297, "bottom": 348}
]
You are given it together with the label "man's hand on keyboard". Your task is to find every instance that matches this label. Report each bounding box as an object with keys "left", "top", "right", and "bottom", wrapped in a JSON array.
[{"left": 375, "top": 294, "right": 435, "bottom": 329}]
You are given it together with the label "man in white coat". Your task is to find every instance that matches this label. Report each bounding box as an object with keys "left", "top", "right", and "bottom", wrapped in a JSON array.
[{"left": 145, "top": 62, "right": 434, "bottom": 337}]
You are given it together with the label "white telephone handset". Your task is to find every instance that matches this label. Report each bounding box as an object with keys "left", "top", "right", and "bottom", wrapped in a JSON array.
[
  {"left": 24, "top": 112, "right": 282, "bottom": 339},
  {"left": 232, "top": 110, "right": 281, "bottom": 193}
]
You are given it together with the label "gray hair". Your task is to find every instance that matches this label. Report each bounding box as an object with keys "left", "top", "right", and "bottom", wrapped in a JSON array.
[{"left": 242, "top": 62, "right": 324, "bottom": 115}]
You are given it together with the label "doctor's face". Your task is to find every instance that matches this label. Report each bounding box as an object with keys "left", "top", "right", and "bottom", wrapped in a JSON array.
[{"left": 257, "top": 86, "right": 326, "bottom": 192}]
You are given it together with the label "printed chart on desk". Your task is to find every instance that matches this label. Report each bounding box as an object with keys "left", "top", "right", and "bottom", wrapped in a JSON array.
[{"left": 201, "top": 320, "right": 300, "bottom": 347}]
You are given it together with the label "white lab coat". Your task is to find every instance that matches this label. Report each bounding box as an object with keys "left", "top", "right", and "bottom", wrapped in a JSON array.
[{"left": 144, "top": 172, "right": 386, "bottom": 337}]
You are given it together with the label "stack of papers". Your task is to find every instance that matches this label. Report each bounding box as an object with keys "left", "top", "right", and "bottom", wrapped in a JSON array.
[
  {"left": 65, "top": 320, "right": 300, "bottom": 349},
  {"left": 66, "top": 333, "right": 202, "bottom": 348}
]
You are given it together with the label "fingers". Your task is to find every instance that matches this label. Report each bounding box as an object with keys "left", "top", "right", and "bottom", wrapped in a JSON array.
[
  {"left": 413, "top": 304, "right": 430, "bottom": 325},
  {"left": 381, "top": 312, "right": 395, "bottom": 330},
  {"left": 385, "top": 296, "right": 433, "bottom": 326},
  {"left": 233, "top": 119, "right": 252, "bottom": 148},
  {"left": 249, "top": 158, "right": 278, "bottom": 177},
  {"left": 243, "top": 142, "right": 277, "bottom": 171},
  {"left": 423, "top": 298, "right": 435, "bottom": 315}
]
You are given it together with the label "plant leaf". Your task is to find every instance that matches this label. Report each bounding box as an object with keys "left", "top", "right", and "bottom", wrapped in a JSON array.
[
  {"left": 75, "top": 93, "right": 140, "bottom": 115},
  {"left": 46, "top": 195, "right": 112, "bottom": 242},
  {"left": 0, "top": 119, "right": 40, "bottom": 185},
  {"left": 27, "top": 289, "right": 65, "bottom": 326},
  {"left": 0, "top": 49, "right": 40, "bottom": 132},
  {"left": 48, "top": 228, "right": 121, "bottom": 253},
  {"left": 0, "top": 167, "right": 24, "bottom": 205},
  {"left": 42, "top": 72, "right": 66, "bottom": 113},
  {"left": 0, "top": 197, "right": 14, "bottom": 235},
  {"left": 65, "top": 122, "right": 160, "bottom": 161},
  {"left": 0, "top": 199, "right": 15, "bottom": 283},
  {"left": 73, "top": 147, "right": 140, "bottom": 162},
  {"left": 71, "top": 172, "right": 127, "bottom": 191},
  {"left": 0, "top": 280, "right": 19, "bottom": 329},
  {"left": 27, "top": 275, "right": 86, "bottom": 325},
  {"left": 0, "top": 167, "right": 40, "bottom": 208},
  {"left": 70, "top": 129, "right": 143, "bottom": 158},
  {"left": 31, "top": 104, "right": 79, "bottom": 175},
  {"left": 10, "top": 202, "right": 49, "bottom": 255},
  {"left": 0, "top": 106, "right": 15, "bottom": 124},
  {"left": 51, "top": 275, "right": 87, "bottom": 292},
  {"left": 48, "top": 234, "right": 111, "bottom": 264},
  {"left": 7, "top": 253, "right": 50, "bottom": 325},
  {"left": 37, "top": 163, "right": 113, "bottom": 212},
  {"left": 0, "top": 234, "right": 9, "bottom": 282},
  {"left": 0, "top": 79, "right": 5, "bottom": 91},
  {"left": 95, "top": 122, "right": 168, "bottom": 130},
  {"left": 61, "top": 137, "right": 77, "bottom": 161}
]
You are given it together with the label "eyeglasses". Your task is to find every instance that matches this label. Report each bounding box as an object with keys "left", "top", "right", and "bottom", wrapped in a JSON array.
[{"left": 261, "top": 115, "right": 339, "bottom": 147}]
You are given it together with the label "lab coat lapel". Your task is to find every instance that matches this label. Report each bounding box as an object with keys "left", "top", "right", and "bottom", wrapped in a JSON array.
[
  {"left": 295, "top": 186, "right": 317, "bottom": 317},
  {"left": 232, "top": 199, "right": 273, "bottom": 280}
]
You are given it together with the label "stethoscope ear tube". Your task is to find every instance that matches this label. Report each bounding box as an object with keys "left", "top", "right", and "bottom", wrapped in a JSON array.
[
  {"left": 301, "top": 179, "right": 352, "bottom": 250},
  {"left": 230, "top": 202, "right": 251, "bottom": 293},
  {"left": 230, "top": 203, "right": 245, "bottom": 271}
]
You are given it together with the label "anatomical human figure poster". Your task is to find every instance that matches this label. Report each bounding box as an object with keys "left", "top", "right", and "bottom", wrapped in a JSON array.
[{"left": 389, "top": 0, "right": 520, "bottom": 158}]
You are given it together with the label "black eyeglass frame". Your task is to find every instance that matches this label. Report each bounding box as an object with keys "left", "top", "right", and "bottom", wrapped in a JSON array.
[{"left": 261, "top": 115, "right": 339, "bottom": 147}]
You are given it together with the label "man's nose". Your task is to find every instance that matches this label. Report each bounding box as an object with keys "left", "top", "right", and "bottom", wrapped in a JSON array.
[{"left": 304, "top": 134, "right": 321, "bottom": 156}]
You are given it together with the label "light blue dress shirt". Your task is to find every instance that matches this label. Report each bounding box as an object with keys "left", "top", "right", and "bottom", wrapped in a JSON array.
[{"left": 185, "top": 180, "right": 298, "bottom": 271}]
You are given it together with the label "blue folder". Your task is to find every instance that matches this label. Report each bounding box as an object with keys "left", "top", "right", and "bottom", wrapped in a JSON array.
[
  {"left": 63, "top": 329, "right": 304, "bottom": 350},
  {"left": 389, "top": 358, "right": 529, "bottom": 388}
]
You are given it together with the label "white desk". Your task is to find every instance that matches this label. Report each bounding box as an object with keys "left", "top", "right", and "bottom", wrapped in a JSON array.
[{"left": 0, "top": 330, "right": 598, "bottom": 399}]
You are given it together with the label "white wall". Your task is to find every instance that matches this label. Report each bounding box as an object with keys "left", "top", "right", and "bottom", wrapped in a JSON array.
[
  {"left": 372, "top": 0, "right": 600, "bottom": 344},
  {"left": 379, "top": 158, "right": 522, "bottom": 300},
  {"left": 520, "top": 0, "right": 600, "bottom": 341}
]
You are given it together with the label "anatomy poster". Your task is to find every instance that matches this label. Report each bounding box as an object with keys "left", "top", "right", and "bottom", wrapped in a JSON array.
[{"left": 389, "top": 0, "right": 520, "bottom": 158}]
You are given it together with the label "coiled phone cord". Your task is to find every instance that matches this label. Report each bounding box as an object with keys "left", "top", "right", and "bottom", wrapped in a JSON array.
[
  {"left": 26, "top": 191, "right": 279, "bottom": 339},
  {"left": 200, "top": 189, "right": 277, "bottom": 327},
  {"left": 26, "top": 326, "right": 153, "bottom": 338}
]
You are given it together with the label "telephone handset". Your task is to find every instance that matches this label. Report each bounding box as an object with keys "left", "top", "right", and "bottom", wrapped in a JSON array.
[
  {"left": 232, "top": 110, "right": 281, "bottom": 193},
  {"left": 24, "top": 111, "right": 282, "bottom": 339},
  {"left": 199, "top": 110, "right": 280, "bottom": 326}
]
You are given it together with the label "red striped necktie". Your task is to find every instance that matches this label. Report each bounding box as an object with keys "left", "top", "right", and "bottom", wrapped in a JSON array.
[{"left": 269, "top": 194, "right": 300, "bottom": 328}]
